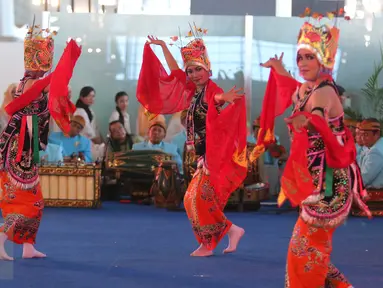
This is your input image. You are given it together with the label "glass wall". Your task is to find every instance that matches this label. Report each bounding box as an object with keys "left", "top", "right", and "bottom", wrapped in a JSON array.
[
  {"left": 51, "top": 13, "right": 245, "bottom": 136},
  {"left": 50, "top": 13, "right": 383, "bottom": 145}
]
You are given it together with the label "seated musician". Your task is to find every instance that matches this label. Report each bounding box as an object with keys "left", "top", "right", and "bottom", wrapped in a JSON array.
[
  {"left": 355, "top": 120, "right": 367, "bottom": 165},
  {"left": 133, "top": 119, "right": 183, "bottom": 174},
  {"left": 109, "top": 120, "right": 141, "bottom": 152},
  {"left": 171, "top": 110, "right": 187, "bottom": 174},
  {"left": 247, "top": 117, "right": 284, "bottom": 165},
  {"left": 359, "top": 118, "right": 383, "bottom": 188},
  {"left": 344, "top": 118, "right": 357, "bottom": 139},
  {"left": 48, "top": 115, "right": 92, "bottom": 163}
]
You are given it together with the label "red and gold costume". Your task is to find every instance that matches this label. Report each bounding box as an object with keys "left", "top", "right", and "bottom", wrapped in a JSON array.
[
  {"left": 136, "top": 28, "right": 247, "bottom": 250},
  {"left": 0, "top": 24, "right": 81, "bottom": 244},
  {"left": 251, "top": 11, "right": 370, "bottom": 287}
]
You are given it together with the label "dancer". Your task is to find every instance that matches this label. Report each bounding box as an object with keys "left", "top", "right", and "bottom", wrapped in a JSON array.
[
  {"left": 251, "top": 9, "right": 371, "bottom": 287},
  {"left": 136, "top": 27, "right": 248, "bottom": 256},
  {"left": 0, "top": 23, "right": 81, "bottom": 260}
]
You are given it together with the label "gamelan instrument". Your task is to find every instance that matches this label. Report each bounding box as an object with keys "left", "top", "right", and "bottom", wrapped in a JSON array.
[
  {"left": 150, "top": 160, "right": 184, "bottom": 209},
  {"left": 39, "top": 162, "right": 102, "bottom": 208},
  {"left": 107, "top": 150, "right": 172, "bottom": 174},
  {"left": 352, "top": 188, "right": 383, "bottom": 217},
  {"left": 106, "top": 150, "right": 181, "bottom": 204}
]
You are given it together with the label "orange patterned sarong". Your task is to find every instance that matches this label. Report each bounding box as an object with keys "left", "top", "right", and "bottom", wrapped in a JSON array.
[
  {"left": 0, "top": 172, "right": 44, "bottom": 244},
  {"left": 184, "top": 171, "right": 232, "bottom": 250},
  {"left": 285, "top": 217, "right": 352, "bottom": 288}
]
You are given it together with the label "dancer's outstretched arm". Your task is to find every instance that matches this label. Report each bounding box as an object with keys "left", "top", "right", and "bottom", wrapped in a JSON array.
[{"left": 147, "top": 35, "right": 179, "bottom": 71}]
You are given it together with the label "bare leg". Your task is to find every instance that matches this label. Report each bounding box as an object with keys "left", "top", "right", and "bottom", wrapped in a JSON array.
[
  {"left": 22, "top": 243, "right": 46, "bottom": 259},
  {"left": 223, "top": 224, "right": 245, "bottom": 254},
  {"left": 190, "top": 244, "right": 213, "bottom": 257},
  {"left": 0, "top": 232, "right": 13, "bottom": 261}
]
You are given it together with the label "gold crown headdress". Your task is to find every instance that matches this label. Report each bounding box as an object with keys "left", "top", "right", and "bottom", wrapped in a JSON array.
[
  {"left": 297, "top": 8, "right": 349, "bottom": 71},
  {"left": 170, "top": 23, "right": 210, "bottom": 72},
  {"left": 24, "top": 16, "right": 57, "bottom": 72}
]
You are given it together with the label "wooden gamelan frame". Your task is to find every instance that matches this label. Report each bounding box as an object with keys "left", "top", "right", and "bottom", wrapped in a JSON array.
[{"left": 39, "top": 163, "right": 102, "bottom": 208}]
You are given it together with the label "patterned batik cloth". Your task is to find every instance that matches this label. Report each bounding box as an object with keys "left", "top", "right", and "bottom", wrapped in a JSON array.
[
  {"left": 184, "top": 171, "right": 232, "bottom": 251},
  {"left": 285, "top": 217, "right": 352, "bottom": 288},
  {"left": 0, "top": 171, "right": 44, "bottom": 244}
]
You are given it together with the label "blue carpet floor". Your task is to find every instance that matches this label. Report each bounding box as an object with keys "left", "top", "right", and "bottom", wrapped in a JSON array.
[{"left": 0, "top": 202, "right": 382, "bottom": 288}]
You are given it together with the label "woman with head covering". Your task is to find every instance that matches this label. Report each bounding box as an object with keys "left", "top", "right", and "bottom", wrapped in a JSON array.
[
  {"left": 136, "top": 27, "right": 248, "bottom": 257},
  {"left": 109, "top": 91, "right": 131, "bottom": 134},
  {"left": 252, "top": 9, "right": 370, "bottom": 286},
  {"left": 0, "top": 23, "right": 81, "bottom": 260},
  {"left": 74, "top": 86, "right": 105, "bottom": 161}
]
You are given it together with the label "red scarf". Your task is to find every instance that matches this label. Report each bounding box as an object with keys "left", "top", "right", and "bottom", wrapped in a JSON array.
[
  {"left": 136, "top": 43, "right": 247, "bottom": 203},
  {"left": 250, "top": 68, "right": 301, "bottom": 162},
  {"left": 49, "top": 39, "right": 82, "bottom": 134}
]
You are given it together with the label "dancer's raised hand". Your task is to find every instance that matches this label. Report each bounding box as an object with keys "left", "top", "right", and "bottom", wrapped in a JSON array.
[
  {"left": 260, "top": 52, "right": 284, "bottom": 70},
  {"left": 221, "top": 86, "right": 244, "bottom": 104},
  {"left": 147, "top": 35, "right": 165, "bottom": 46}
]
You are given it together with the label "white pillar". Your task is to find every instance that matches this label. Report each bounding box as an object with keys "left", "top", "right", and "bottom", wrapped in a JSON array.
[
  {"left": 244, "top": 15, "right": 253, "bottom": 132},
  {"left": 276, "top": 0, "right": 292, "bottom": 17},
  {"left": 0, "top": 0, "right": 15, "bottom": 37},
  {"left": 42, "top": 11, "right": 51, "bottom": 29}
]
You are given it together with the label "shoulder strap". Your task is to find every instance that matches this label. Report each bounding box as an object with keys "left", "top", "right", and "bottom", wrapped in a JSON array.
[{"left": 313, "top": 80, "right": 339, "bottom": 95}]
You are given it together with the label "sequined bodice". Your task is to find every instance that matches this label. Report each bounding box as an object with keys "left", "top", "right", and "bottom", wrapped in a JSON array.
[
  {"left": 13, "top": 77, "right": 48, "bottom": 116},
  {"left": 186, "top": 90, "right": 208, "bottom": 156},
  {"left": 306, "top": 115, "right": 345, "bottom": 156},
  {"left": 292, "top": 80, "right": 346, "bottom": 150},
  {"left": 191, "top": 91, "right": 208, "bottom": 139},
  {"left": 290, "top": 80, "right": 353, "bottom": 228},
  {"left": 0, "top": 75, "right": 50, "bottom": 189}
]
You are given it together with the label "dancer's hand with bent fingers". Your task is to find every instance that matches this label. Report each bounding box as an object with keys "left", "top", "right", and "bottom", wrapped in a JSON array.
[
  {"left": 147, "top": 35, "right": 165, "bottom": 46},
  {"left": 260, "top": 53, "right": 285, "bottom": 70},
  {"left": 221, "top": 86, "right": 245, "bottom": 104},
  {"left": 284, "top": 114, "right": 310, "bottom": 133}
]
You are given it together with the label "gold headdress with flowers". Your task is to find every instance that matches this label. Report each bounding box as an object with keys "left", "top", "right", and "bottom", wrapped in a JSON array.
[
  {"left": 170, "top": 24, "right": 210, "bottom": 71},
  {"left": 24, "top": 18, "right": 57, "bottom": 72},
  {"left": 297, "top": 8, "right": 349, "bottom": 71}
]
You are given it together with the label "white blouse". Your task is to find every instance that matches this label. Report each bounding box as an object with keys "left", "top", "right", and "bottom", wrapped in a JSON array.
[
  {"left": 74, "top": 107, "right": 100, "bottom": 140},
  {"left": 109, "top": 110, "right": 131, "bottom": 134}
]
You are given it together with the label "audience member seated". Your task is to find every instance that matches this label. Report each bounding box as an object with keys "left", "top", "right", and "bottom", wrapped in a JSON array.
[
  {"left": 39, "top": 142, "right": 64, "bottom": 163},
  {"left": 109, "top": 91, "right": 132, "bottom": 134},
  {"left": 48, "top": 115, "right": 92, "bottom": 163},
  {"left": 344, "top": 118, "right": 357, "bottom": 139},
  {"left": 359, "top": 118, "right": 383, "bottom": 188},
  {"left": 109, "top": 120, "right": 140, "bottom": 152},
  {"left": 133, "top": 119, "right": 182, "bottom": 174},
  {"left": 136, "top": 105, "right": 167, "bottom": 139},
  {"left": 170, "top": 110, "right": 187, "bottom": 174},
  {"left": 74, "top": 86, "right": 105, "bottom": 160},
  {"left": 355, "top": 120, "right": 367, "bottom": 165}
]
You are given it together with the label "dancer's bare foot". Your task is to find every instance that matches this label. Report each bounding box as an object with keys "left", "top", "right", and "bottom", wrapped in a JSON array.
[
  {"left": 22, "top": 243, "right": 46, "bottom": 259},
  {"left": 0, "top": 232, "right": 13, "bottom": 261},
  {"left": 223, "top": 224, "right": 245, "bottom": 254},
  {"left": 190, "top": 244, "right": 213, "bottom": 257}
]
